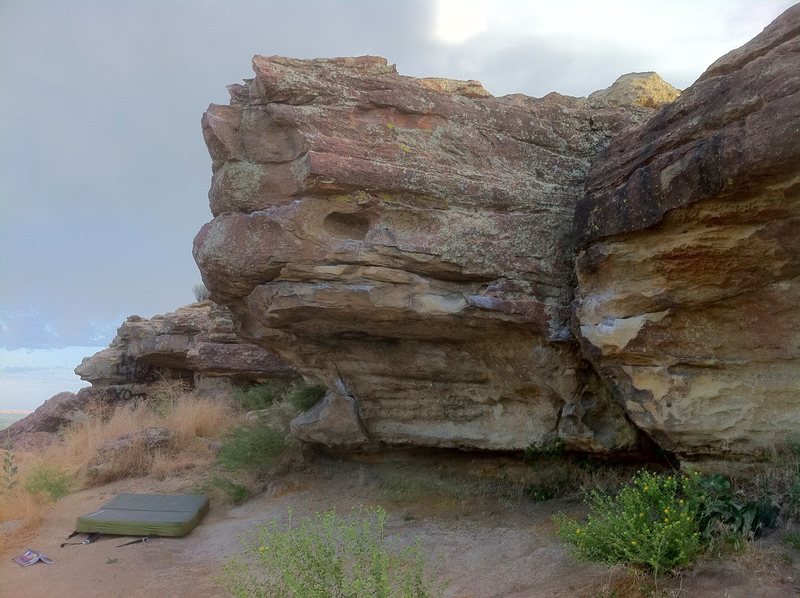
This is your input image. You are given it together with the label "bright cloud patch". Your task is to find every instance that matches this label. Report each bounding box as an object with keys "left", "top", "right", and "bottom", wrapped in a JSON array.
[{"left": 0, "top": 346, "right": 105, "bottom": 410}]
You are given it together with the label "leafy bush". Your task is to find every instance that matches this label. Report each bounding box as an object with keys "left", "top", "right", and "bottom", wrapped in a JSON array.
[
  {"left": 24, "top": 465, "right": 71, "bottom": 501},
  {"left": 523, "top": 438, "right": 565, "bottom": 461},
  {"left": 218, "top": 425, "right": 290, "bottom": 472},
  {"left": 234, "top": 381, "right": 325, "bottom": 413},
  {"left": 697, "top": 474, "right": 778, "bottom": 538},
  {"left": 287, "top": 383, "right": 326, "bottom": 412},
  {"left": 221, "top": 507, "right": 443, "bottom": 598},
  {"left": 557, "top": 470, "right": 780, "bottom": 577},
  {"left": 193, "top": 282, "right": 210, "bottom": 302},
  {"left": 557, "top": 471, "right": 705, "bottom": 576},
  {"left": 233, "top": 381, "right": 291, "bottom": 411},
  {"left": 209, "top": 476, "right": 250, "bottom": 505}
]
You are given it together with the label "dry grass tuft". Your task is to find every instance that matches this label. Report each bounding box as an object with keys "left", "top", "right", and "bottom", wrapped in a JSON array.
[
  {"left": 0, "top": 490, "right": 44, "bottom": 553},
  {"left": 0, "top": 388, "right": 237, "bottom": 549}
]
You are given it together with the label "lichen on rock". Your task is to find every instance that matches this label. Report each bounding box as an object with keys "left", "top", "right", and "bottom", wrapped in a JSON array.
[{"left": 193, "top": 56, "right": 666, "bottom": 453}]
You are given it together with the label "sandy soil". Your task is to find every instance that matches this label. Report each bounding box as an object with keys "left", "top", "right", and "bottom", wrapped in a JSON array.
[{"left": 2, "top": 457, "right": 799, "bottom": 597}]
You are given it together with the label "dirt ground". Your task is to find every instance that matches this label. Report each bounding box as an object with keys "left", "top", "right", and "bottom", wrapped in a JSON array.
[{"left": 2, "top": 456, "right": 799, "bottom": 597}]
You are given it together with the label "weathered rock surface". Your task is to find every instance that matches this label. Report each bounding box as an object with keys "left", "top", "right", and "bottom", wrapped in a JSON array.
[
  {"left": 75, "top": 301, "right": 296, "bottom": 402},
  {"left": 193, "top": 57, "right": 674, "bottom": 451},
  {"left": 574, "top": 5, "right": 800, "bottom": 458},
  {"left": 587, "top": 72, "right": 680, "bottom": 109},
  {"left": 87, "top": 426, "right": 174, "bottom": 480},
  {"left": 3, "top": 387, "right": 108, "bottom": 449}
]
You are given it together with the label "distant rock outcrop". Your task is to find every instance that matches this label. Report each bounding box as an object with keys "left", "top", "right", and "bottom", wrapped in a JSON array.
[
  {"left": 574, "top": 5, "right": 800, "bottom": 458},
  {"left": 193, "top": 55, "right": 676, "bottom": 453},
  {"left": 6, "top": 302, "right": 296, "bottom": 449},
  {"left": 587, "top": 72, "right": 680, "bottom": 109},
  {"left": 3, "top": 389, "right": 104, "bottom": 449},
  {"left": 75, "top": 301, "right": 296, "bottom": 402}
]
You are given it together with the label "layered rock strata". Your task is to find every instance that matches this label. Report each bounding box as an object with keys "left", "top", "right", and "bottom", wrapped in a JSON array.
[
  {"left": 574, "top": 5, "right": 800, "bottom": 458},
  {"left": 193, "top": 56, "right": 679, "bottom": 451},
  {"left": 75, "top": 301, "right": 295, "bottom": 401}
]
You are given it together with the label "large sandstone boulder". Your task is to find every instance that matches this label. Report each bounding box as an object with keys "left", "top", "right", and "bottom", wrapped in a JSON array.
[
  {"left": 75, "top": 301, "right": 296, "bottom": 402},
  {"left": 574, "top": 5, "right": 800, "bottom": 458},
  {"left": 193, "top": 56, "right": 678, "bottom": 451}
]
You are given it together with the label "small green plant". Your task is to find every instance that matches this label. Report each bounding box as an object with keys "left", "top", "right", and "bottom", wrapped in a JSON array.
[
  {"left": 524, "top": 438, "right": 565, "bottom": 461},
  {"left": 697, "top": 474, "right": 778, "bottom": 537},
  {"left": 218, "top": 425, "right": 290, "bottom": 472},
  {"left": 557, "top": 470, "right": 705, "bottom": 577},
  {"left": 193, "top": 282, "right": 210, "bottom": 302},
  {"left": 2, "top": 438, "right": 18, "bottom": 495},
  {"left": 785, "top": 530, "right": 800, "bottom": 550},
  {"left": 24, "top": 465, "right": 71, "bottom": 501},
  {"left": 220, "top": 507, "right": 443, "bottom": 597},
  {"left": 287, "top": 383, "right": 326, "bottom": 412},
  {"left": 210, "top": 475, "right": 251, "bottom": 504},
  {"left": 233, "top": 381, "right": 291, "bottom": 411},
  {"left": 524, "top": 483, "right": 558, "bottom": 501},
  {"left": 234, "top": 381, "right": 326, "bottom": 413}
]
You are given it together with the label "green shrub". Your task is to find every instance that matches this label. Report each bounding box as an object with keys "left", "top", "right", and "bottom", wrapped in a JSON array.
[
  {"left": 557, "top": 469, "right": 781, "bottom": 578},
  {"left": 210, "top": 476, "right": 250, "bottom": 505},
  {"left": 2, "top": 440, "right": 18, "bottom": 495},
  {"left": 221, "top": 507, "right": 443, "bottom": 598},
  {"left": 287, "top": 383, "right": 326, "bottom": 412},
  {"left": 24, "top": 465, "right": 71, "bottom": 501},
  {"left": 218, "top": 425, "right": 290, "bottom": 472},
  {"left": 785, "top": 530, "right": 800, "bottom": 550},
  {"left": 524, "top": 438, "right": 565, "bottom": 461},
  {"left": 233, "top": 381, "right": 291, "bottom": 411},
  {"left": 234, "top": 381, "right": 326, "bottom": 413},
  {"left": 557, "top": 470, "right": 705, "bottom": 577},
  {"left": 697, "top": 474, "right": 778, "bottom": 537}
]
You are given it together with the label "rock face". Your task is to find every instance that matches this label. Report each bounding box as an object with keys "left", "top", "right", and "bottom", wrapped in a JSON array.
[
  {"left": 75, "top": 301, "right": 296, "bottom": 402},
  {"left": 7, "top": 302, "right": 296, "bottom": 449},
  {"left": 193, "top": 56, "right": 677, "bottom": 451},
  {"left": 574, "top": 5, "right": 800, "bottom": 458},
  {"left": 3, "top": 388, "right": 108, "bottom": 448},
  {"left": 588, "top": 72, "right": 680, "bottom": 109}
]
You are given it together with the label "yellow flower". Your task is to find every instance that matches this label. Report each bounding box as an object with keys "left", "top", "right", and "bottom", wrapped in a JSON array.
[
  {"left": 664, "top": 508, "right": 669, "bottom": 513},
  {"left": 257, "top": 546, "right": 267, "bottom": 554}
]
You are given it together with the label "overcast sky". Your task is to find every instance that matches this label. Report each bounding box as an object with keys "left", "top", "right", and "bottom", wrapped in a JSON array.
[{"left": 1, "top": 0, "right": 795, "bottom": 409}]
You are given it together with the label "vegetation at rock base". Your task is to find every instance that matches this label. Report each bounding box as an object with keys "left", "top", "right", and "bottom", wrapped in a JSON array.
[
  {"left": 232, "top": 380, "right": 325, "bottom": 412},
  {"left": 218, "top": 425, "right": 291, "bottom": 472},
  {"left": 221, "top": 507, "right": 443, "bottom": 598},
  {"left": 2, "top": 438, "right": 18, "bottom": 495},
  {"left": 24, "top": 465, "right": 72, "bottom": 501},
  {"left": 557, "top": 469, "right": 779, "bottom": 580},
  {"left": 0, "top": 386, "right": 236, "bottom": 550}
]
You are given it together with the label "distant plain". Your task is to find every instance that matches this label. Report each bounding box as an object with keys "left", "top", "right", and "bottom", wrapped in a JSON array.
[{"left": 0, "top": 411, "right": 29, "bottom": 431}]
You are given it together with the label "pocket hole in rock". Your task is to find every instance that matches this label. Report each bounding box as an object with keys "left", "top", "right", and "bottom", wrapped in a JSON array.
[{"left": 323, "top": 212, "right": 371, "bottom": 240}]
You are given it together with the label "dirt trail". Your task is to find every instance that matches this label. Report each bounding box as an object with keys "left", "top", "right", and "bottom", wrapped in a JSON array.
[{"left": 1, "top": 458, "right": 798, "bottom": 597}]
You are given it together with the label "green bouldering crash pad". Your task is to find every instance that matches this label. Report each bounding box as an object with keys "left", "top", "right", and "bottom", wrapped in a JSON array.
[{"left": 75, "top": 493, "right": 209, "bottom": 537}]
